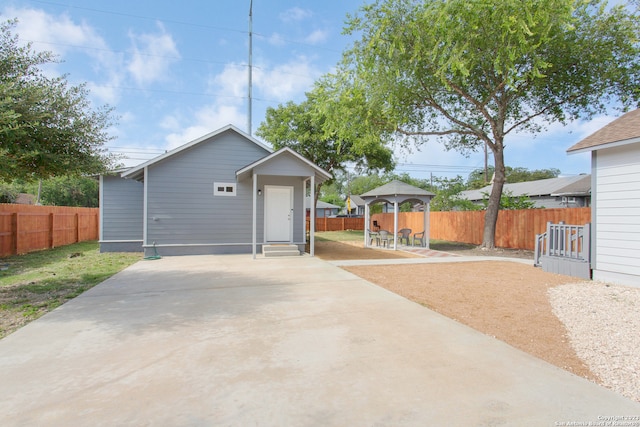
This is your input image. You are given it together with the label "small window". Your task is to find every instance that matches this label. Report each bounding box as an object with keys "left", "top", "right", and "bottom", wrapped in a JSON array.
[{"left": 214, "top": 182, "right": 236, "bottom": 196}]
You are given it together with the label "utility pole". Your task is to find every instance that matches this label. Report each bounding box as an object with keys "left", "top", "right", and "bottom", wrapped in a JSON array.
[{"left": 247, "top": 0, "right": 253, "bottom": 135}]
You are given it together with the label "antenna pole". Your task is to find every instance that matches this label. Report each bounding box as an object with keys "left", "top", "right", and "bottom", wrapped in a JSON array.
[{"left": 247, "top": 0, "right": 253, "bottom": 135}]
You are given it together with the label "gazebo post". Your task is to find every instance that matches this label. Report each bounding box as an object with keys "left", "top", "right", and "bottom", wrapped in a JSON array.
[
  {"left": 364, "top": 202, "right": 370, "bottom": 247},
  {"left": 393, "top": 200, "right": 398, "bottom": 250}
]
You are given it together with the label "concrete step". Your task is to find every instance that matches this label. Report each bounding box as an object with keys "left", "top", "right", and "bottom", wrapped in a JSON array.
[{"left": 262, "top": 244, "right": 301, "bottom": 257}]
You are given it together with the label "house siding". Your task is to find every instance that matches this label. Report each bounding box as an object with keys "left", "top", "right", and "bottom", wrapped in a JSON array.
[
  {"left": 100, "top": 175, "right": 143, "bottom": 252},
  {"left": 145, "top": 130, "right": 270, "bottom": 255},
  {"left": 592, "top": 144, "right": 640, "bottom": 286}
]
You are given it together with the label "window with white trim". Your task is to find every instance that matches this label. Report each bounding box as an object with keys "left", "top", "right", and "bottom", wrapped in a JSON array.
[{"left": 214, "top": 182, "right": 236, "bottom": 196}]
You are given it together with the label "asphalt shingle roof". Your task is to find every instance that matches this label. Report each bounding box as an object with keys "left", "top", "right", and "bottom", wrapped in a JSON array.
[
  {"left": 460, "top": 175, "right": 590, "bottom": 201},
  {"left": 567, "top": 109, "right": 640, "bottom": 153},
  {"left": 360, "top": 180, "right": 435, "bottom": 198}
]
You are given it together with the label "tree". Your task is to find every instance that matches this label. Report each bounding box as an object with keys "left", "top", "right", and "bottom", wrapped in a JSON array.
[
  {"left": 256, "top": 92, "right": 394, "bottom": 206},
  {"left": 0, "top": 20, "right": 118, "bottom": 182},
  {"left": 481, "top": 190, "right": 537, "bottom": 210},
  {"left": 319, "top": 0, "right": 640, "bottom": 248},
  {"left": 0, "top": 183, "right": 18, "bottom": 203},
  {"left": 430, "top": 176, "right": 481, "bottom": 212},
  {"left": 38, "top": 176, "right": 99, "bottom": 207}
]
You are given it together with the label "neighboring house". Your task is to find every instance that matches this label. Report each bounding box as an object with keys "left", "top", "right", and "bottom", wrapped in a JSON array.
[
  {"left": 459, "top": 175, "right": 591, "bottom": 209},
  {"left": 567, "top": 109, "right": 640, "bottom": 287},
  {"left": 346, "top": 195, "right": 365, "bottom": 216},
  {"left": 305, "top": 197, "right": 340, "bottom": 218},
  {"left": 99, "top": 125, "right": 331, "bottom": 258}
]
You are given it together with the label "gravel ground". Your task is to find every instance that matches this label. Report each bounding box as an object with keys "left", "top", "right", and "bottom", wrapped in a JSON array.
[
  {"left": 549, "top": 282, "right": 640, "bottom": 403},
  {"left": 314, "top": 240, "right": 640, "bottom": 403}
]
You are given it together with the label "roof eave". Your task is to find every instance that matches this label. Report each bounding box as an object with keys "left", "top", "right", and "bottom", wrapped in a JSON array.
[{"left": 568, "top": 136, "right": 640, "bottom": 154}]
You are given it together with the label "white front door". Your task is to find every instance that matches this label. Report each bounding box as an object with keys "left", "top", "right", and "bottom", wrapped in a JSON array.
[{"left": 265, "top": 185, "right": 293, "bottom": 242}]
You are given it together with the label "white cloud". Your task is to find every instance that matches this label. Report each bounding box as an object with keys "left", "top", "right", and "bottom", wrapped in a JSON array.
[
  {"left": 3, "top": 7, "right": 108, "bottom": 56},
  {"left": 267, "top": 32, "right": 287, "bottom": 46},
  {"left": 279, "top": 7, "right": 312, "bottom": 23},
  {"left": 163, "top": 104, "right": 246, "bottom": 150},
  {"left": 253, "top": 57, "right": 321, "bottom": 101},
  {"left": 304, "top": 29, "right": 329, "bottom": 45},
  {"left": 2, "top": 7, "right": 126, "bottom": 104},
  {"left": 210, "top": 63, "right": 248, "bottom": 100},
  {"left": 127, "top": 23, "right": 180, "bottom": 86}
]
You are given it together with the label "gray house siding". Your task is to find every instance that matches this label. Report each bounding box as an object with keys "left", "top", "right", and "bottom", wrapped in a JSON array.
[
  {"left": 99, "top": 175, "right": 143, "bottom": 252},
  {"left": 145, "top": 130, "right": 270, "bottom": 256},
  {"left": 591, "top": 144, "right": 640, "bottom": 286}
]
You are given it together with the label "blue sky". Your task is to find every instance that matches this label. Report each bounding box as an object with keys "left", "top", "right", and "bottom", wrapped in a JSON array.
[{"left": 1, "top": 0, "right": 619, "bottom": 180}]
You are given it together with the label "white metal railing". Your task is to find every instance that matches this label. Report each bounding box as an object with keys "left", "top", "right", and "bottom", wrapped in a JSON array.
[{"left": 534, "top": 221, "right": 591, "bottom": 267}]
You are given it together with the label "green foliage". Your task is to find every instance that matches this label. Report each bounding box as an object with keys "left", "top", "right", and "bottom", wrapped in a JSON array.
[
  {"left": 39, "top": 176, "right": 99, "bottom": 207},
  {"left": 319, "top": 183, "right": 346, "bottom": 208},
  {"left": 0, "top": 20, "right": 118, "bottom": 182},
  {"left": 323, "top": 0, "right": 639, "bottom": 246},
  {"left": 256, "top": 92, "right": 395, "bottom": 180},
  {"left": 0, "top": 176, "right": 99, "bottom": 207},
  {"left": 481, "top": 190, "right": 537, "bottom": 210},
  {"left": 430, "top": 176, "right": 482, "bottom": 212},
  {"left": 0, "top": 183, "right": 18, "bottom": 203}
]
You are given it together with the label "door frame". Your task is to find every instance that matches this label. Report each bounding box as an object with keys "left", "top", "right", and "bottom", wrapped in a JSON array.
[{"left": 264, "top": 185, "right": 294, "bottom": 243}]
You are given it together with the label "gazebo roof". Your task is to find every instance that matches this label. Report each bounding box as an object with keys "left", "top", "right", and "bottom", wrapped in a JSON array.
[{"left": 360, "top": 180, "right": 434, "bottom": 202}]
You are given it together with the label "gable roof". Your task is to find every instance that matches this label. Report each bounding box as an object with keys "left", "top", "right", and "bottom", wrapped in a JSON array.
[
  {"left": 567, "top": 109, "right": 640, "bottom": 154},
  {"left": 122, "top": 125, "right": 272, "bottom": 180},
  {"left": 348, "top": 195, "right": 365, "bottom": 207},
  {"left": 460, "top": 175, "right": 591, "bottom": 201},
  {"left": 236, "top": 146, "right": 332, "bottom": 183},
  {"left": 360, "top": 180, "right": 435, "bottom": 199},
  {"left": 305, "top": 197, "right": 340, "bottom": 210}
]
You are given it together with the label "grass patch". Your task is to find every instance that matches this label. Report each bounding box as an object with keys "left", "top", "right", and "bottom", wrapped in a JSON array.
[
  {"left": 0, "top": 241, "right": 142, "bottom": 338},
  {"left": 315, "top": 230, "right": 365, "bottom": 242},
  {"left": 429, "top": 239, "right": 477, "bottom": 251}
]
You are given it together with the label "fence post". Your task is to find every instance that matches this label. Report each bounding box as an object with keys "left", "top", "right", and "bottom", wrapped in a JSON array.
[
  {"left": 49, "top": 213, "right": 55, "bottom": 249},
  {"left": 11, "top": 213, "right": 18, "bottom": 255},
  {"left": 75, "top": 213, "right": 79, "bottom": 243}
]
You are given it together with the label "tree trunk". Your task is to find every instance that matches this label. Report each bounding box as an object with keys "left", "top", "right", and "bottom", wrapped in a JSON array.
[{"left": 481, "top": 142, "right": 506, "bottom": 248}]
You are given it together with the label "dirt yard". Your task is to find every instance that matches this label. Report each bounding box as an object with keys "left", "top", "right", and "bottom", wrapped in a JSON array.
[{"left": 314, "top": 241, "right": 597, "bottom": 383}]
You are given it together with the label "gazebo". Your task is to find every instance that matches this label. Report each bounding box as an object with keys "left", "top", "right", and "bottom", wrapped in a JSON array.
[{"left": 360, "top": 180, "right": 435, "bottom": 250}]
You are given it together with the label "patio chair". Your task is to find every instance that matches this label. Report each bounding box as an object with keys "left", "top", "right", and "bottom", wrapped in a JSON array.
[
  {"left": 413, "top": 231, "right": 426, "bottom": 247},
  {"left": 397, "top": 228, "right": 412, "bottom": 245},
  {"left": 367, "top": 229, "right": 379, "bottom": 246},
  {"left": 377, "top": 230, "right": 393, "bottom": 247}
]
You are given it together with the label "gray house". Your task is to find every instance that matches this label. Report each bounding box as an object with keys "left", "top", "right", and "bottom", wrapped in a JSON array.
[
  {"left": 567, "top": 109, "right": 640, "bottom": 287},
  {"left": 99, "top": 125, "right": 331, "bottom": 258},
  {"left": 459, "top": 175, "right": 591, "bottom": 209},
  {"left": 305, "top": 198, "right": 340, "bottom": 218}
]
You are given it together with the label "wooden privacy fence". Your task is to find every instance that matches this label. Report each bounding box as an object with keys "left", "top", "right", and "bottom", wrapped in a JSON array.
[
  {"left": 371, "top": 207, "right": 591, "bottom": 251},
  {"left": 0, "top": 204, "right": 99, "bottom": 257},
  {"left": 314, "top": 216, "right": 365, "bottom": 232}
]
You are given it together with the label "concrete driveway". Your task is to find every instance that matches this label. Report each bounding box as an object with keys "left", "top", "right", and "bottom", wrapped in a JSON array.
[{"left": 0, "top": 255, "right": 638, "bottom": 426}]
